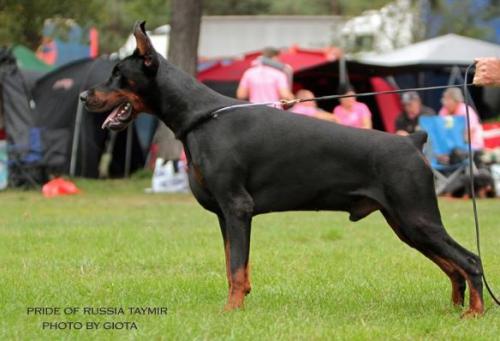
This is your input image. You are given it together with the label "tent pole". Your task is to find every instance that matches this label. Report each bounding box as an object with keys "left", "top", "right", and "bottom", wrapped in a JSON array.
[
  {"left": 418, "top": 71, "right": 424, "bottom": 88},
  {"left": 125, "top": 121, "right": 133, "bottom": 178},
  {"left": 339, "top": 57, "right": 347, "bottom": 86},
  {"left": 448, "top": 65, "right": 461, "bottom": 85},
  {"left": 69, "top": 96, "right": 84, "bottom": 177}
]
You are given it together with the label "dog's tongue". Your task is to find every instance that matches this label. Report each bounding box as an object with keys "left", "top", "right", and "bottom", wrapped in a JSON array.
[{"left": 101, "top": 106, "right": 121, "bottom": 129}]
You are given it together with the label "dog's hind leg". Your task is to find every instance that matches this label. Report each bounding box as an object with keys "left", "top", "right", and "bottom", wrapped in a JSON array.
[
  {"left": 216, "top": 190, "right": 254, "bottom": 311},
  {"left": 379, "top": 151, "right": 484, "bottom": 316},
  {"left": 382, "top": 205, "right": 483, "bottom": 316},
  {"left": 382, "top": 210, "right": 466, "bottom": 307}
]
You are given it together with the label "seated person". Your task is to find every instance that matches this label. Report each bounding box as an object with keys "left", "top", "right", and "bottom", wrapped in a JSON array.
[
  {"left": 289, "top": 89, "right": 336, "bottom": 122},
  {"left": 395, "top": 91, "right": 435, "bottom": 136},
  {"left": 439, "top": 87, "right": 484, "bottom": 150},
  {"left": 437, "top": 88, "right": 493, "bottom": 198},
  {"left": 332, "top": 85, "right": 372, "bottom": 129}
]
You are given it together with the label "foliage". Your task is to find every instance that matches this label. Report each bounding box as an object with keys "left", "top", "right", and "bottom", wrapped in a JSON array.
[
  {"left": 204, "top": 0, "right": 393, "bottom": 16},
  {"left": 0, "top": 0, "right": 100, "bottom": 49},
  {"left": 0, "top": 0, "right": 498, "bottom": 55},
  {"left": 427, "top": 0, "right": 500, "bottom": 40},
  {"left": 203, "top": 0, "right": 271, "bottom": 15},
  {"left": 0, "top": 0, "right": 394, "bottom": 53},
  {"left": 93, "top": 0, "right": 173, "bottom": 54},
  {"left": 0, "top": 0, "right": 171, "bottom": 53}
]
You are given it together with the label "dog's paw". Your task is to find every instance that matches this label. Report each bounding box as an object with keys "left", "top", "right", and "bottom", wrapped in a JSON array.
[
  {"left": 460, "top": 309, "right": 484, "bottom": 319},
  {"left": 223, "top": 302, "right": 244, "bottom": 312}
]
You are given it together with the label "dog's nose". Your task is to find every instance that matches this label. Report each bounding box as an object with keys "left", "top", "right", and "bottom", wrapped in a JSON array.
[{"left": 79, "top": 90, "right": 89, "bottom": 102}]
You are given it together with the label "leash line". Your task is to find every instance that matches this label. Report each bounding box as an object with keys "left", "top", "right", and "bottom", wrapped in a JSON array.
[
  {"left": 213, "top": 83, "right": 475, "bottom": 115},
  {"left": 293, "top": 83, "right": 475, "bottom": 105},
  {"left": 463, "top": 64, "right": 500, "bottom": 306}
]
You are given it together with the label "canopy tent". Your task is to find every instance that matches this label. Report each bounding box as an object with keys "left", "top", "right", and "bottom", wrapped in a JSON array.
[
  {"left": 292, "top": 60, "right": 399, "bottom": 131},
  {"left": 358, "top": 34, "right": 500, "bottom": 130},
  {"left": 198, "top": 46, "right": 341, "bottom": 99},
  {"left": 198, "top": 46, "right": 340, "bottom": 83},
  {"left": 0, "top": 48, "right": 36, "bottom": 158},
  {"left": 1, "top": 46, "right": 156, "bottom": 186},
  {"left": 196, "top": 46, "right": 399, "bottom": 131},
  {"left": 360, "top": 34, "right": 500, "bottom": 67},
  {"left": 9, "top": 45, "right": 54, "bottom": 93},
  {"left": 12, "top": 45, "right": 54, "bottom": 73}
]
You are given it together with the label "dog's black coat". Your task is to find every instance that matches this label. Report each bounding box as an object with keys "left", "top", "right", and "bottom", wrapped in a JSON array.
[{"left": 84, "top": 22, "right": 484, "bottom": 314}]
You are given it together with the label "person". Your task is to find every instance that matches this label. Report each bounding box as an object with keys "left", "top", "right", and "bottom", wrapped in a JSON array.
[
  {"left": 437, "top": 88, "right": 494, "bottom": 199},
  {"left": 236, "top": 48, "right": 294, "bottom": 105},
  {"left": 332, "top": 85, "right": 372, "bottom": 129},
  {"left": 439, "top": 87, "right": 484, "bottom": 150},
  {"left": 395, "top": 91, "right": 435, "bottom": 136},
  {"left": 473, "top": 57, "right": 500, "bottom": 87},
  {"left": 289, "top": 89, "right": 336, "bottom": 122}
]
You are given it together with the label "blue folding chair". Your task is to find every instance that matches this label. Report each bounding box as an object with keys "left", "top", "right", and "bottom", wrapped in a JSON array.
[
  {"left": 418, "top": 115, "right": 474, "bottom": 195},
  {"left": 7, "top": 127, "right": 45, "bottom": 187}
]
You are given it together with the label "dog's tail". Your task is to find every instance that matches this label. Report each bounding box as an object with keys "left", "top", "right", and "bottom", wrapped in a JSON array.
[{"left": 408, "top": 130, "right": 427, "bottom": 151}]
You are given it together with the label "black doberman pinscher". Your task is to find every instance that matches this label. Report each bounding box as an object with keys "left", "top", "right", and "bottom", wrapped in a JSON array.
[{"left": 82, "top": 21, "right": 484, "bottom": 316}]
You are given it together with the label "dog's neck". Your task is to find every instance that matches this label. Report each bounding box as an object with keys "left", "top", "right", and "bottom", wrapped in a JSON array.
[{"left": 148, "top": 60, "right": 235, "bottom": 139}]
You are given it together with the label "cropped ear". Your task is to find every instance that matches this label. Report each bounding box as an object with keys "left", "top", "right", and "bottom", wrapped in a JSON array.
[{"left": 133, "top": 20, "right": 158, "bottom": 72}]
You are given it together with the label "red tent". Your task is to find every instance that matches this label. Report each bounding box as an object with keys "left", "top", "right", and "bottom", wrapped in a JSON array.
[
  {"left": 370, "top": 77, "right": 402, "bottom": 133},
  {"left": 197, "top": 45, "right": 341, "bottom": 82}
]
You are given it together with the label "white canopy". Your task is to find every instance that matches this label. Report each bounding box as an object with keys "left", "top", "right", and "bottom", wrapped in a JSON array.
[{"left": 359, "top": 33, "right": 500, "bottom": 67}]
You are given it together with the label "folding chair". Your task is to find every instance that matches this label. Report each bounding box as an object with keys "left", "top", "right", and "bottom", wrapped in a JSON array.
[
  {"left": 418, "top": 115, "right": 474, "bottom": 195},
  {"left": 8, "top": 127, "right": 46, "bottom": 188}
]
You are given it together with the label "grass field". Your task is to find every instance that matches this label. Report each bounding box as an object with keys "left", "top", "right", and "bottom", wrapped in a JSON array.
[{"left": 1, "top": 178, "right": 499, "bottom": 340}]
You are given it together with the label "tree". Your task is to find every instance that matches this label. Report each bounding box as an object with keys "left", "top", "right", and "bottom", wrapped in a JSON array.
[
  {"left": 0, "top": 0, "right": 99, "bottom": 49},
  {"left": 95, "top": 0, "right": 173, "bottom": 53},
  {"left": 168, "top": 0, "right": 202, "bottom": 75},
  {"left": 1, "top": 0, "right": 368, "bottom": 51},
  {"left": 154, "top": 0, "right": 203, "bottom": 161},
  {"left": 425, "top": 0, "right": 500, "bottom": 41},
  {"left": 203, "top": 0, "right": 270, "bottom": 15}
]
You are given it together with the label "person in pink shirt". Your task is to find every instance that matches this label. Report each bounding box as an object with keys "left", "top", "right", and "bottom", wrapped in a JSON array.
[
  {"left": 439, "top": 88, "right": 484, "bottom": 150},
  {"left": 290, "top": 89, "right": 336, "bottom": 122},
  {"left": 236, "top": 48, "right": 294, "bottom": 105},
  {"left": 332, "top": 86, "right": 372, "bottom": 129}
]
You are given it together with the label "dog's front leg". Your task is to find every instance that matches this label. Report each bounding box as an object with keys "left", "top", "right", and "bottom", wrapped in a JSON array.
[
  {"left": 218, "top": 194, "right": 254, "bottom": 311},
  {"left": 217, "top": 215, "right": 231, "bottom": 290}
]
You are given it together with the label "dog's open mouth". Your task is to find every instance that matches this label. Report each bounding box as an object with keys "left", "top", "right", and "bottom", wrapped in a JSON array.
[{"left": 101, "top": 102, "right": 133, "bottom": 130}]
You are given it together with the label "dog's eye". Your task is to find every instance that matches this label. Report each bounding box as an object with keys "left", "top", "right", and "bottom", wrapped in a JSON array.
[{"left": 112, "top": 68, "right": 121, "bottom": 78}]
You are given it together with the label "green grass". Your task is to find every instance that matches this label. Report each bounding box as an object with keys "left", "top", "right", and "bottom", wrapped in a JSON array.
[{"left": 0, "top": 179, "right": 499, "bottom": 340}]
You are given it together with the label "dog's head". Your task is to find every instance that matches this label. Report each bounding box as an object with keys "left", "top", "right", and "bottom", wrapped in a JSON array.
[{"left": 83, "top": 21, "right": 159, "bottom": 131}]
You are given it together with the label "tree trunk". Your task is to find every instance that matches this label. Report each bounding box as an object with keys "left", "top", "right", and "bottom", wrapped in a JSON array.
[
  {"left": 154, "top": 0, "right": 202, "bottom": 162},
  {"left": 167, "top": 0, "right": 203, "bottom": 76},
  {"left": 331, "top": 0, "right": 342, "bottom": 15}
]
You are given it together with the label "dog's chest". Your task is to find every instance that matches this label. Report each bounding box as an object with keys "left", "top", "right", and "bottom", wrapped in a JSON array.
[{"left": 186, "top": 164, "right": 219, "bottom": 213}]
